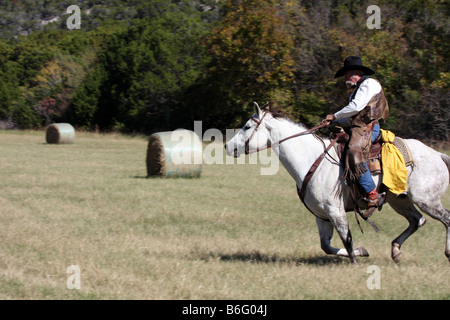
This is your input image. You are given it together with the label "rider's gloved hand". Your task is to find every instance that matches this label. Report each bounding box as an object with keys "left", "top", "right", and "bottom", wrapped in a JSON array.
[{"left": 322, "top": 114, "right": 336, "bottom": 126}]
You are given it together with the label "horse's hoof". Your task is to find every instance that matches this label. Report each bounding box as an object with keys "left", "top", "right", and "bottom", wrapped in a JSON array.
[
  {"left": 351, "top": 259, "right": 360, "bottom": 266},
  {"left": 418, "top": 217, "right": 426, "bottom": 228},
  {"left": 356, "top": 246, "right": 370, "bottom": 257},
  {"left": 392, "top": 243, "right": 402, "bottom": 263}
]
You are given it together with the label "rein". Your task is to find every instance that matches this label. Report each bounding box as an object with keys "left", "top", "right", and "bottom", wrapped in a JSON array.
[{"left": 244, "top": 112, "right": 329, "bottom": 155}]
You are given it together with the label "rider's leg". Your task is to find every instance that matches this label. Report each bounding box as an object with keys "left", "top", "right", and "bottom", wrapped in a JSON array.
[
  {"left": 348, "top": 123, "right": 385, "bottom": 218},
  {"left": 358, "top": 163, "right": 376, "bottom": 195},
  {"left": 371, "top": 123, "right": 380, "bottom": 142}
]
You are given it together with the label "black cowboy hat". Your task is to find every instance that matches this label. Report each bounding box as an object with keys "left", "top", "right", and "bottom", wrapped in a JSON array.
[{"left": 334, "top": 56, "right": 375, "bottom": 78}]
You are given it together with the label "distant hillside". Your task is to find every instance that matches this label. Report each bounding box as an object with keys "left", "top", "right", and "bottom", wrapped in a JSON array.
[
  {"left": 0, "top": 0, "right": 448, "bottom": 143},
  {"left": 0, "top": 0, "right": 219, "bottom": 39}
]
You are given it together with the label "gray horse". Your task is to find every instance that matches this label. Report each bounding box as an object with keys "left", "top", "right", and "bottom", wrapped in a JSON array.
[{"left": 225, "top": 102, "right": 450, "bottom": 264}]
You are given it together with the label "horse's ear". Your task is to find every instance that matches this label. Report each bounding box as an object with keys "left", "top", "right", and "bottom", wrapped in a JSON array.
[
  {"left": 261, "top": 102, "right": 271, "bottom": 111},
  {"left": 254, "top": 101, "right": 262, "bottom": 118}
]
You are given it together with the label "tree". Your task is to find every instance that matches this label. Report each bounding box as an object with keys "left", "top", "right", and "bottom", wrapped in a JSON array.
[
  {"left": 197, "top": 0, "right": 295, "bottom": 128},
  {"left": 70, "top": 0, "right": 210, "bottom": 132},
  {"left": 68, "top": 65, "right": 105, "bottom": 129}
]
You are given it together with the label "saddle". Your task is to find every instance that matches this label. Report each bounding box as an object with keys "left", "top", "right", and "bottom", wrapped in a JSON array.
[
  {"left": 333, "top": 127, "right": 414, "bottom": 188},
  {"left": 332, "top": 127, "right": 414, "bottom": 231}
]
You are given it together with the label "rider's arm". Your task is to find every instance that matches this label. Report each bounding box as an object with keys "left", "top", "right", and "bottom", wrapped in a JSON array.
[
  {"left": 334, "top": 79, "right": 382, "bottom": 120},
  {"left": 334, "top": 117, "right": 352, "bottom": 126}
]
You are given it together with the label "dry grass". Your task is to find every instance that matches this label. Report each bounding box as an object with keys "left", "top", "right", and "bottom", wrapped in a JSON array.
[{"left": 0, "top": 130, "right": 449, "bottom": 300}]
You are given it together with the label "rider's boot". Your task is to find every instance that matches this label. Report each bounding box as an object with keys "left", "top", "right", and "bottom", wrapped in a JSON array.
[{"left": 362, "top": 189, "right": 386, "bottom": 219}]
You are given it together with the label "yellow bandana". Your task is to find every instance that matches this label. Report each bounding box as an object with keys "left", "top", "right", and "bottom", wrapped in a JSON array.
[{"left": 380, "top": 129, "right": 408, "bottom": 194}]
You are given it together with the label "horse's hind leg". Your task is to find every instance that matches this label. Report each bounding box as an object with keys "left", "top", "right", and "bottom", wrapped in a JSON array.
[
  {"left": 388, "top": 195, "right": 427, "bottom": 263},
  {"left": 413, "top": 198, "right": 450, "bottom": 262},
  {"left": 446, "top": 224, "right": 450, "bottom": 262}
]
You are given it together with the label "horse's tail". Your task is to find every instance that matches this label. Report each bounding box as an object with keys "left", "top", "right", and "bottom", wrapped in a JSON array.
[{"left": 440, "top": 153, "right": 450, "bottom": 182}]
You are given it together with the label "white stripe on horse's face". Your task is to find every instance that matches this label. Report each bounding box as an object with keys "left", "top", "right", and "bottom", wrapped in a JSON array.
[
  {"left": 225, "top": 111, "right": 273, "bottom": 157},
  {"left": 225, "top": 128, "right": 245, "bottom": 158},
  {"left": 225, "top": 117, "right": 256, "bottom": 157},
  {"left": 225, "top": 101, "right": 274, "bottom": 157}
]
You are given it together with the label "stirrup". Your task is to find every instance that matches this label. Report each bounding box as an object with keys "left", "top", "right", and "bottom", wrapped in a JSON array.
[{"left": 362, "top": 192, "right": 386, "bottom": 219}]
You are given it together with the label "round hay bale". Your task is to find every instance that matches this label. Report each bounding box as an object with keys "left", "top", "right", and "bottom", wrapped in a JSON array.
[
  {"left": 146, "top": 130, "right": 202, "bottom": 178},
  {"left": 46, "top": 123, "right": 75, "bottom": 144}
]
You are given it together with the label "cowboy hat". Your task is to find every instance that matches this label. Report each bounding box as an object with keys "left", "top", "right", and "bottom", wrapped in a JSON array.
[{"left": 334, "top": 56, "right": 375, "bottom": 78}]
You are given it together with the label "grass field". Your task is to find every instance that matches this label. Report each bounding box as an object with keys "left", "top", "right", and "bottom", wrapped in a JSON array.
[{"left": 0, "top": 130, "right": 449, "bottom": 300}]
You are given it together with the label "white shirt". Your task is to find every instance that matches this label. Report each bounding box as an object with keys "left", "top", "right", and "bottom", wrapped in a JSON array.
[{"left": 334, "top": 78, "right": 382, "bottom": 120}]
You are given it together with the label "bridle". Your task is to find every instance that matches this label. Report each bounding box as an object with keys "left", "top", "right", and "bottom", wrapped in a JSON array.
[
  {"left": 244, "top": 111, "right": 329, "bottom": 155},
  {"left": 244, "top": 111, "right": 269, "bottom": 154}
]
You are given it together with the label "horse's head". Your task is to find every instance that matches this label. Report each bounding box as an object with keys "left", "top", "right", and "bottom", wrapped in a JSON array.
[{"left": 225, "top": 102, "right": 273, "bottom": 157}]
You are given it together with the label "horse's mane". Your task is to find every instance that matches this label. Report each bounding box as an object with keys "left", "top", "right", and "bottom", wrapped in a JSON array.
[
  {"left": 270, "top": 108, "right": 287, "bottom": 119},
  {"left": 265, "top": 104, "right": 308, "bottom": 130}
]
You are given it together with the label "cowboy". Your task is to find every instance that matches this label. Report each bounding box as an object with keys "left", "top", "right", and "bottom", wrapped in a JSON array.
[{"left": 323, "top": 56, "right": 389, "bottom": 218}]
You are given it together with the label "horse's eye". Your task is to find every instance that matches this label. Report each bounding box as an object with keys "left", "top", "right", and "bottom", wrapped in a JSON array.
[{"left": 244, "top": 125, "right": 251, "bottom": 131}]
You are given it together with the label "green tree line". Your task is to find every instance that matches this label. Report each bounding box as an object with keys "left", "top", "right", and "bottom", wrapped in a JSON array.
[{"left": 0, "top": 0, "right": 448, "bottom": 143}]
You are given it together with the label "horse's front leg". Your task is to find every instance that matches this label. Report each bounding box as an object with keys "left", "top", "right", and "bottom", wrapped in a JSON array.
[
  {"left": 325, "top": 208, "right": 359, "bottom": 265},
  {"left": 316, "top": 217, "right": 369, "bottom": 259},
  {"left": 316, "top": 217, "right": 339, "bottom": 255}
]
